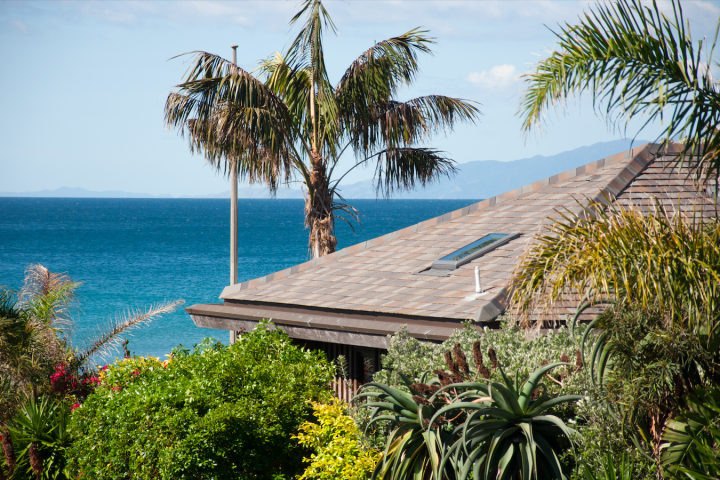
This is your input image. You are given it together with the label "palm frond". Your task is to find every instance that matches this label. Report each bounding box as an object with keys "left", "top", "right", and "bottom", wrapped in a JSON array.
[
  {"left": 17, "top": 265, "right": 79, "bottom": 330},
  {"left": 510, "top": 198, "right": 720, "bottom": 335},
  {"left": 348, "top": 96, "right": 480, "bottom": 158},
  {"left": 165, "top": 52, "right": 297, "bottom": 187},
  {"left": 335, "top": 29, "right": 435, "bottom": 128},
  {"left": 518, "top": 0, "right": 720, "bottom": 180},
  {"left": 74, "top": 300, "right": 184, "bottom": 367},
  {"left": 372, "top": 147, "right": 458, "bottom": 197}
]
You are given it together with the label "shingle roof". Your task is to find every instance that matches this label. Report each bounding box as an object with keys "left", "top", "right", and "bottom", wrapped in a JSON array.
[{"left": 214, "top": 143, "right": 716, "bottom": 324}]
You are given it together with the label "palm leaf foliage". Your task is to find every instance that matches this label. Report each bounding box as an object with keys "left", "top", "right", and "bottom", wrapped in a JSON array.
[
  {"left": 661, "top": 386, "right": 720, "bottom": 480},
  {"left": 4, "top": 396, "right": 71, "bottom": 480},
  {"left": 355, "top": 343, "right": 580, "bottom": 480},
  {"left": 511, "top": 200, "right": 720, "bottom": 457},
  {"left": 0, "top": 265, "right": 183, "bottom": 421},
  {"left": 518, "top": 0, "right": 720, "bottom": 183},
  {"left": 512, "top": 200, "right": 720, "bottom": 339},
  {"left": 581, "top": 453, "right": 636, "bottom": 480},
  {"left": 165, "top": 0, "right": 480, "bottom": 257}
]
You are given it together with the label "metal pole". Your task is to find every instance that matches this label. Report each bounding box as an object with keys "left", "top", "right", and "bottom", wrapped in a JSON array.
[{"left": 230, "top": 45, "right": 239, "bottom": 344}]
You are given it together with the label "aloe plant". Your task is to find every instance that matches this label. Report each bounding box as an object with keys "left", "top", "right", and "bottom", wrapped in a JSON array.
[
  {"left": 357, "top": 359, "right": 581, "bottom": 480},
  {"left": 431, "top": 363, "right": 581, "bottom": 480},
  {"left": 356, "top": 372, "right": 490, "bottom": 480}
]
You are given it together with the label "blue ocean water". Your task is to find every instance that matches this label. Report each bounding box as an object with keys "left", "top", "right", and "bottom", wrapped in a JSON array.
[{"left": 0, "top": 198, "right": 478, "bottom": 360}]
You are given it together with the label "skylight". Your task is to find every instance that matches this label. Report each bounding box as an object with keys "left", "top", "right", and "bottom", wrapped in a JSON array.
[{"left": 432, "top": 233, "right": 520, "bottom": 270}]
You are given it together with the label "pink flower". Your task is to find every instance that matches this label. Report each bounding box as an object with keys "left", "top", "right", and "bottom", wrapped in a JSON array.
[
  {"left": 112, "top": 386, "right": 122, "bottom": 392},
  {"left": 71, "top": 403, "right": 81, "bottom": 412},
  {"left": 101, "top": 366, "right": 108, "bottom": 371}
]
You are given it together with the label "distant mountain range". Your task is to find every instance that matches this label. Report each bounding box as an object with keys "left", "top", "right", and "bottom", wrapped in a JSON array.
[{"left": 1, "top": 139, "right": 648, "bottom": 200}]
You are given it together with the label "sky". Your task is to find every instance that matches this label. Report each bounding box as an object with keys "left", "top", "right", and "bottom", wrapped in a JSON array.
[{"left": 1, "top": 0, "right": 719, "bottom": 197}]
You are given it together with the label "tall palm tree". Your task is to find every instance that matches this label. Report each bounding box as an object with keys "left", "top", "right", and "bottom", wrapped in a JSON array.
[
  {"left": 165, "top": 0, "right": 481, "bottom": 258},
  {"left": 518, "top": 0, "right": 720, "bottom": 183}
]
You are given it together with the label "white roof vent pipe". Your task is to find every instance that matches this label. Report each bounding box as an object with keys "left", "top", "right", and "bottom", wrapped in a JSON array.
[{"left": 475, "top": 266, "right": 482, "bottom": 293}]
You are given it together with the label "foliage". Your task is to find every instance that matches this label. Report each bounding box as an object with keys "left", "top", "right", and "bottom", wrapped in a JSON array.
[
  {"left": 359, "top": 343, "right": 581, "bottom": 480},
  {"left": 293, "top": 401, "right": 380, "bottom": 480},
  {"left": 370, "top": 322, "right": 663, "bottom": 479},
  {"left": 434, "top": 362, "right": 581, "bottom": 480},
  {"left": 580, "top": 453, "right": 636, "bottom": 480},
  {"left": 3, "top": 396, "right": 71, "bottom": 480},
  {"left": 66, "top": 322, "right": 335, "bottom": 480},
  {"left": 518, "top": 0, "right": 720, "bottom": 182},
  {"left": 375, "top": 321, "right": 589, "bottom": 399},
  {"left": 165, "top": 0, "right": 480, "bottom": 257},
  {"left": 576, "top": 304, "right": 719, "bottom": 456},
  {"left": 567, "top": 397, "right": 658, "bottom": 480},
  {"left": 356, "top": 373, "right": 460, "bottom": 480},
  {"left": 0, "top": 264, "right": 182, "bottom": 421},
  {"left": 661, "top": 386, "right": 720, "bottom": 480},
  {"left": 0, "top": 266, "right": 79, "bottom": 415},
  {"left": 512, "top": 201, "right": 720, "bottom": 338}
]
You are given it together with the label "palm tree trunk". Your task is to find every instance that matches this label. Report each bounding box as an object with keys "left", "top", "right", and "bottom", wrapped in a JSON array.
[{"left": 305, "top": 157, "right": 336, "bottom": 258}]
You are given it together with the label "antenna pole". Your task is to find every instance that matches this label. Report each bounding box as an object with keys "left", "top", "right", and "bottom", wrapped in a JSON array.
[{"left": 230, "top": 44, "right": 239, "bottom": 345}]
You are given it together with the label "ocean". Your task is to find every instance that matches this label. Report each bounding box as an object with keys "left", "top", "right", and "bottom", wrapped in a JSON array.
[{"left": 0, "top": 198, "right": 478, "bottom": 360}]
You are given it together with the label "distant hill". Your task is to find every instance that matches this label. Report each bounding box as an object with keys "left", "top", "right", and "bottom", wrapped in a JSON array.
[
  {"left": 1, "top": 139, "right": 648, "bottom": 199},
  {"left": 338, "top": 138, "right": 649, "bottom": 200},
  {"left": 0, "top": 186, "right": 174, "bottom": 198}
]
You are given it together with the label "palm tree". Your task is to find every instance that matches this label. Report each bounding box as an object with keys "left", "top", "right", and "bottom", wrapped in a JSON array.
[
  {"left": 518, "top": 0, "right": 720, "bottom": 183},
  {"left": 0, "top": 264, "right": 183, "bottom": 420},
  {"left": 165, "top": 0, "right": 481, "bottom": 258}
]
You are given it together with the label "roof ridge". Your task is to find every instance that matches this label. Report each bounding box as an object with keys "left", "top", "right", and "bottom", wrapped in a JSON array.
[{"left": 220, "top": 142, "right": 664, "bottom": 299}]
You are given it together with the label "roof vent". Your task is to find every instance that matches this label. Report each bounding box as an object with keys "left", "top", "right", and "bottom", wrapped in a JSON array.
[
  {"left": 707, "top": 181, "right": 718, "bottom": 202},
  {"left": 432, "top": 233, "right": 520, "bottom": 271}
]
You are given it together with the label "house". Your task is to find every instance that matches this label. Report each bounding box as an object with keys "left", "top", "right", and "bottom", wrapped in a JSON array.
[{"left": 185, "top": 143, "right": 717, "bottom": 398}]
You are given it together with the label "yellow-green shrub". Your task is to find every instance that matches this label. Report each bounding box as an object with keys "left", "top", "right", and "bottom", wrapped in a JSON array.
[{"left": 294, "top": 401, "right": 380, "bottom": 480}]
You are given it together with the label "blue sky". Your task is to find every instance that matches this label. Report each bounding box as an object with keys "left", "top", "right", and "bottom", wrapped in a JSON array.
[{"left": 1, "top": 0, "right": 719, "bottom": 196}]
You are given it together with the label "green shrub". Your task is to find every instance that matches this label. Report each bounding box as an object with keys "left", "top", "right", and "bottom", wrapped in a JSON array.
[
  {"left": 359, "top": 359, "right": 581, "bottom": 480},
  {"left": 66, "top": 321, "right": 334, "bottom": 480},
  {"left": 370, "top": 321, "right": 660, "bottom": 480},
  {"left": 293, "top": 401, "right": 380, "bottom": 480},
  {"left": 375, "top": 320, "right": 589, "bottom": 398},
  {"left": 3, "top": 396, "right": 71, "bottom": 480}
]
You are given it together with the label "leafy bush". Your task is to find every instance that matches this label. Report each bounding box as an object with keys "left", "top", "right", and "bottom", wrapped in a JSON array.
[
  {"left": 360, "top": 351, "right": 581, "bottom": 480},
  {"left": 661, "top": 386, "right": 720, "bottom": 479},
  {"left": 3, "top": 396, "right": 71, "bottom": 480},
  {"left": 293, "top": 401, "right": 380, "bottom": 480},
  {"left": 371, "top": 322, "right": 659, "bottom": 480},
  {"left": 580, "top": 304, "right": 718, "bottom": 457},
  {"left": 66, "top": 322, "right": 334, "bottom": 480},
  {"left": 375, "top": 320, "right": 589, "bottom": 398}
]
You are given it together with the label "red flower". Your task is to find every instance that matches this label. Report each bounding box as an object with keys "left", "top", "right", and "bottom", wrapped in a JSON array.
[{"left": 71, "top": 403, "right": 81, "bottom": 412}]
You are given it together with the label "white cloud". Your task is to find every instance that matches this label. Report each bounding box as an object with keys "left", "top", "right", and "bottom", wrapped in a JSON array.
[
  {"left": 10, "top": 20, "right": 30, "bottom": 33},
  {"left": 466, "top": 64, "right": 518, "bottom": 89}
]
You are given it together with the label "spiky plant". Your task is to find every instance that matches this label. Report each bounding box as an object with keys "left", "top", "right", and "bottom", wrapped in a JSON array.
[
  {"left": 165, "top": 0, "right": 480, "bottom": 258},
  {"left": 5, "top": 396, "right": 69, "bottom": 480},
  {"left": 357, "top": 343, "right": 580, "bottom": 480},
  {"left": 355, "top": 370, "right": 491, "bottom": 480},
  {"left": 0, "top": 265, "right": 183, "bottom": 419},
  {"left": 661, "top": 386, "right": 720, "bottom": 479},
  {"left": 430, "top": 363, "right": 581, "bottom": 480},
  {"left": 580, "top": 453, "right": 636, "bottom": 480},
  {"left": 519, "top": 0, "right": 720, "bottom": 184},
  {"left": 511, "top": 200, "right": 720, "bottom": 340}
]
